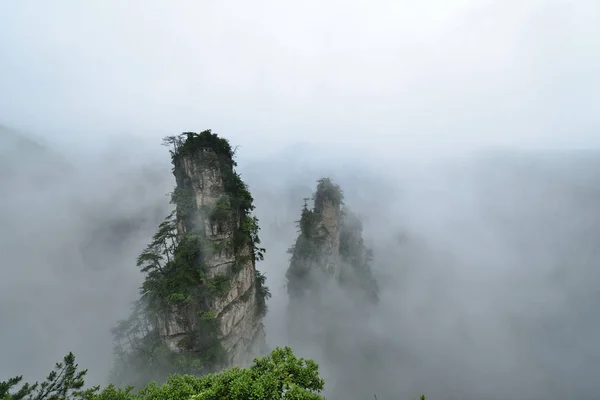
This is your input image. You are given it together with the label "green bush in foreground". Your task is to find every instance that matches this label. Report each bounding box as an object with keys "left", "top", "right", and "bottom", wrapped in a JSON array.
[
  {"left": 1, "top": 347, "right": 326, "bottom": 400},
  {"left": 1, "top": 346, "right": 427, "bottom": 400}
]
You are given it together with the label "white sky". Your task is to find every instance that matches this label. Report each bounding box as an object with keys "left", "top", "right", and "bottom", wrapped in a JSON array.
[{"left": 1, "top": 0, "right": 599, "bottom": 158}]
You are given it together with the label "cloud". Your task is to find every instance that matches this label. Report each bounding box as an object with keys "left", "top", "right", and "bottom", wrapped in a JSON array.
[
  {"left": 0, "top": 128, "right": 174, "bottom": 384},
  {"left": 246, "top": 151, "right": 600, "bottom": 399}
]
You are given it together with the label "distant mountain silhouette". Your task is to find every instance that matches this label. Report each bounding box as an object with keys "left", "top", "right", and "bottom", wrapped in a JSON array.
[{"left": 0, "top": 124, "right": 72, "bottom": 183}]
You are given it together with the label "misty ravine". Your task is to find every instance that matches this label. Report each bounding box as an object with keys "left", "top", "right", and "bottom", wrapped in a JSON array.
[{"left": 2, "top": 127, "right": 600, "bottom": 400}]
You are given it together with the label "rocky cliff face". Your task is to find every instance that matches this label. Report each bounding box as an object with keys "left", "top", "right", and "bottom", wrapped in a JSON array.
[
  {"left": 158, "top": 133, "right": 267, "bottom": 366},
  {"left": 285, "top": 178, "right": 380, "bottom": 396},
  {"left": 286, "top": 178, "right": 379, "bottom": 303},
  {"left": 111, "top": 131, "right": 269, "bottom": 386}
]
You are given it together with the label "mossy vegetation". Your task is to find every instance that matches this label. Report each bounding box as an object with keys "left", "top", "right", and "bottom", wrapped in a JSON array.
[{"left": 110, "top": 130, "right": 270, "bottom": 388}]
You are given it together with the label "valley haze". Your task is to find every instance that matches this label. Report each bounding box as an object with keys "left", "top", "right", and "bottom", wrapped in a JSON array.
[{"left": 1, "top": 1, "right": 600, "bottom": 399}]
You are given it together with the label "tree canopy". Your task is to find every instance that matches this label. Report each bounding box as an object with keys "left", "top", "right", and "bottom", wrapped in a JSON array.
[{"left": 1, "top": 347, "right": 331, "bottom": 400}]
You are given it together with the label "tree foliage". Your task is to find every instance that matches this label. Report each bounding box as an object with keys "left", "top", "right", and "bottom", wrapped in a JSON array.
[
  {"left": 313, "top": 178, "right": 343, "bottom": 212},
  {"left": 0, "top": 353, "right": 97, "bottom": 400},
  {"left": 2, "top": 348, "right": 331, "bottom": 400}
]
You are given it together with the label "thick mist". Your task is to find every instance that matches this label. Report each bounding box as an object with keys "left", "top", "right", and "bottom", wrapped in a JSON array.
[
  {"left": 2, "top": 127, "right": 600, "bottom": 399},
  {"left": 244, "top": 150, "right": 600, "bottom": 400},
  {"left": 0, "top": 128, "right": 175, "bottom": 384},
  {"left": 1, "top": 1, "right": 599, "bottom": 397}
]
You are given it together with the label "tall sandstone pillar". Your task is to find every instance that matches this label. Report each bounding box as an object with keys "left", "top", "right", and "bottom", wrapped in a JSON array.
[{"left": 157, "top": 131, "right": 268, "bottom": 368}]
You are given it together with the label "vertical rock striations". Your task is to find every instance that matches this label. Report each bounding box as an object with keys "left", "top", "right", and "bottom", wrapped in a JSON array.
[{"left": 111, "top": 131, "right": 270, "bottom": 387}]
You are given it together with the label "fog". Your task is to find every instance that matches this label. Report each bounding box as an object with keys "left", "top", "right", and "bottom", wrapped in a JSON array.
[
  {"left": 1, "top": 0, "right": 600, "bottom": 399},
  {"left": 245, "top": 150, "right": 600, "bottom": 400},
  {"left": 3, "top": 132, "right": 600, "bottom": 400},
  {"left": 0, "top": 127, "right": 174, "bottom": 384}
]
